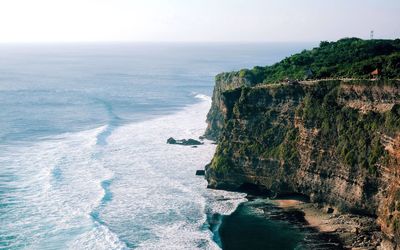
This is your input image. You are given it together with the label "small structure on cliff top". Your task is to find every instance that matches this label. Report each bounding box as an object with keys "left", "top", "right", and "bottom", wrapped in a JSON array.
[{"left": 370, "top": 68, "right": 380, "bottom": 79}]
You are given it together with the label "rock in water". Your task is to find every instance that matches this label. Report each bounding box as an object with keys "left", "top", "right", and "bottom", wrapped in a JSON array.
[
  {"left": 167, "top": 137, "right": 177, "bottom": 144},
  {"left": 195, "top": 170, "right": 205, "bottom": 176},
  {"left": 166, "top": 137, "right": 203, "bottom": 146},
  {"left": 185, "top": 139, "right": 202, "bottom": 145}
]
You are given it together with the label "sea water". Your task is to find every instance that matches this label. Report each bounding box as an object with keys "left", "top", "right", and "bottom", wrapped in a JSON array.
[{"left": 0, "top": 42, "right": 314, "bottom": 249}]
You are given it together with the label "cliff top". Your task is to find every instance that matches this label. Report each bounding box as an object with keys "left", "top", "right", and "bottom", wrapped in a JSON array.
[{"left": 223, "top": 38, "right": 400, "bottom": 85}]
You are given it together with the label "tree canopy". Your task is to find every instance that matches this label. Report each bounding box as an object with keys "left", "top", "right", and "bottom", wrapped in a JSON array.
[{"left": 238, "top": 38, "right": 400, "bottom": 84}]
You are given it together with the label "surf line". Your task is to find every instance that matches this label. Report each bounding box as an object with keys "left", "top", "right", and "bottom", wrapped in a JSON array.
[
  {"left": 89, "top": 98, "right": 127, "bottom": 246},
  {"left": 91, "top": 98, "right": 120, "bottom": 218}
]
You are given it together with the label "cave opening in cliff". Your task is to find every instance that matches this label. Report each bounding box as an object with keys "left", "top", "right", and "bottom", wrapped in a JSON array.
[
  {"left": 274, "top": 192, "right": 311, "bottom": 203},
  {"left": 237, "top": 183, "right": 271, "bottom": 196}
]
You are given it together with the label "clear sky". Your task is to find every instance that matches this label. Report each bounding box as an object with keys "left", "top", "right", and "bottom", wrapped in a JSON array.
[{"left": 0, "top": 0, "right": 399, "bottom": 43}]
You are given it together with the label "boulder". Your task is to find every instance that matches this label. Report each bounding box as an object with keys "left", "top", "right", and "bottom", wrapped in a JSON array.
[
  {"left": 167, "top": 137, "right": 177, "bottom": 144},
  {"left": 185, "top": 139, "right": 202, "bottom": 145}
]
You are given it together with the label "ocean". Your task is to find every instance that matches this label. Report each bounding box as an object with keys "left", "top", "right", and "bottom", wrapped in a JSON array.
[{"left": 0, "top": 42, "right": 315, "bottom": 249}]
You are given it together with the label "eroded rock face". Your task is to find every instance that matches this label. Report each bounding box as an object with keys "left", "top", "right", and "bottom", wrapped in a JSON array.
[
  {"left": 338, "top": 84, "right": 400, "bottom": 113},
  {"left": 205, "top": 76, "right": 400, "bottom": 245},
  {"left": 204, "top": 72, "right": 252, "bottom": 140}
]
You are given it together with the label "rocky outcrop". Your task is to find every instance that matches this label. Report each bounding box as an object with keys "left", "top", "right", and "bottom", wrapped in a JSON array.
[
  {"left": 204, "top": 72, "right": 253, "bottom": 140},
  {"left": 338, "top": 84, "right": 400, "bottom": 113},
  {"left": 205, "top": 76, "right": 400, "bottom": 247},
  {"left": 195, "top": 170, "right": 205, "bottom": 176},
  {"left": 166, "top": 137, "right": 203, "bottom": 146}
]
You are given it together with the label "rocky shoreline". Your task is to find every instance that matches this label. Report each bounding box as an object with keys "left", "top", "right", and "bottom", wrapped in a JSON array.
[
  {"left": 271, "top": 198, "right": 384, "bottom": 249},
  {"left": 210, "top": 190, "right": 388, "bottom": 249}
]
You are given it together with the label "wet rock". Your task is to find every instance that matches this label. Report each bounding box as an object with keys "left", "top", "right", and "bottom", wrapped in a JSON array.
[
  {"left": 166, "top": 137, "right": 203, "bottom": 146},
  {"left": 167, "top": 137, "right": 176, "bottom": 144},
  {"left": 195, "top": 170, "right": 205, "bottom": 176}
]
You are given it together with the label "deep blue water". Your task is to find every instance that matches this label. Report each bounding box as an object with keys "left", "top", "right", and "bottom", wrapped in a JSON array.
[
  {"left": 219, "top": 201, "right": 304, "bottom": 250},
  {"left": 0, "top": 42, "right": 313, "bottom": 144},
  {"left": 0, "top": 42, "right": 315, "bottom": 249}
]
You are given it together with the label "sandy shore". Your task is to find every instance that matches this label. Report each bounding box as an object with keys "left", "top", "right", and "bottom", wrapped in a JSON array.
[
  {"left": 272, "top": 198, "right": 383, "bottom": 249},
  {"left": 273, "top": 199, "right": 337, "bottom": 232}
]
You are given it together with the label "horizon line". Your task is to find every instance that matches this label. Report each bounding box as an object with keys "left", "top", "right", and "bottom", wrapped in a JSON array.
[{"left": 0, "top": 36, "right": 398, "bottom": 45}]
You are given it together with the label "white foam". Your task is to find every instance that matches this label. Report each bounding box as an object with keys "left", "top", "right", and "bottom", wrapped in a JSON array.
[
  {"left": 0, "top": 126, "right": 126, "bottom": 249},
  {"left": 194, "top": 93, "right": 212, "bottom": 102},
  {"left": 1, "top": 96, "right": 245, "bottom": 249},
  {"left": 69, "top": 223, "right": 127, "bottom": 250},
  {"left": 96, "top": 96, "right": 245, "bottom": 249}
]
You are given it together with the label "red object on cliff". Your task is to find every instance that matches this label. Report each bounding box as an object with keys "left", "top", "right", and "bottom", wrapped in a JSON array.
[{"left": 370, "top": 69, "right": 379, "bottom": 77}]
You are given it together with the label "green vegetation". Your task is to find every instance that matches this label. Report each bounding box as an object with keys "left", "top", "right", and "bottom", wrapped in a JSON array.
[
  {"left": 209, "top": 40, "right": 400, "bottom": 239},
  {"left": 211, "top": 153, "right": 231, "bottom": 175},
  {"left": 210, "top": 87, "right": 301, "bottom": 174},
  {"left": 210, "top": 80, "right": 400, "bottom": 175},
  {"left": 236, "top": 38, "right": 400, "bottom": 84},
  {"left": 297, "top": 82, "right": 400, "bottom": 173},
  {"left": 210, "top": 38, "right": 400, "bottom": 175}
]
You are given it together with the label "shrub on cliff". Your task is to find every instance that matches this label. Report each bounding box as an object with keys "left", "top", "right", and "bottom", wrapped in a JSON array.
[
  {"left": 298, "top": 82, "right": 399, "bottom": 172},
  {"left": 211, "top": 154, "right": 231, "bottom": 174}
]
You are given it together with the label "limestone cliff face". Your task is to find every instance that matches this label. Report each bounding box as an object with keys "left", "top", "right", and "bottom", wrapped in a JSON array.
[
  {"left": 205, "top": 76, "right": 400, "bottom": 245},
  {"left": 204, "top": 72, "right": 253, "bottom": 140}
]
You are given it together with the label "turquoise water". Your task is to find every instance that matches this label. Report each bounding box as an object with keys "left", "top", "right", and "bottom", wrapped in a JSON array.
[
  {"left": 219, "top": 201, "right": 304, "bottom": 250},
  {"left": 218, "top": 199, "right": 343, "bottom": 250},
  {"left": 0, "top": 43, "right": 314, "bottom": 249}
]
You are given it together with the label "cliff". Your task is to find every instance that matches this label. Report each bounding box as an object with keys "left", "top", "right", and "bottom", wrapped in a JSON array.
[
  {"left": 204, "top": 72, "right": 253, "bottom": 140},
  {"left": 205, "top": 76, "right": 400, "bottom": 247},
  {"left": 205, "top": 38, "right": 400, "bottom": 142}
]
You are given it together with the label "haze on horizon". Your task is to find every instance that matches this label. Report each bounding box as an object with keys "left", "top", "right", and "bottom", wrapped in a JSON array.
[{"left": 0, "top": 0, "right": 399, "bottom": 43}]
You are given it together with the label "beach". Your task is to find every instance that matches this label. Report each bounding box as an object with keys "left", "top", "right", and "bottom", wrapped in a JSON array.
[{"left": 216, "top": 195, "right": 384, "bottom": 249}]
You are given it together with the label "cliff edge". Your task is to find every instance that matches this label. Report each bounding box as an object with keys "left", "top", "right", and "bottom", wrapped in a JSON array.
[{"left": 205, "top": 38, "right": 400, "bottom": 248}]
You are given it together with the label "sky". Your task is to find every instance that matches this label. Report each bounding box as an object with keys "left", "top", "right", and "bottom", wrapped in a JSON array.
[{"left": 0, "top": 0, "right": 399, "bottom": 43}]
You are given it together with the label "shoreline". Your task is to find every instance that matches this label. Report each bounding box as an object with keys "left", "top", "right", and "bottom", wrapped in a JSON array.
[
  {"left": 213, "top": 195, "right": 384, "bottom": 249},
  {"left": 273, "top": 199, "right": 336, "bottom": 232},
  {"left": 272, "top": 198, "right": 384, "bottom": 249}
]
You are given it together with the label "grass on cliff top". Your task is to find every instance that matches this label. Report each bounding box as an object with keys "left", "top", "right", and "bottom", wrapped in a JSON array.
[{"left": 231, "top": 38, "right": 400, "bottom": 84}]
